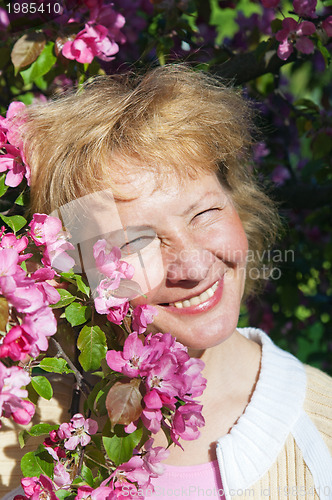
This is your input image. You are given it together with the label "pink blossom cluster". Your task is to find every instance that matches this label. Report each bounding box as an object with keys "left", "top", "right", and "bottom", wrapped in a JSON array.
[
  {"left": 0, "top": 363, "right": 34, "bottom": 426},
  {"left": 107, "top": 331, "right": 206, "bottom": 444},
  {"left": 105, "top": 438, "right": 169, "bottom": 498},
  {"left": 16, "top": 418, "right": 168, "bottom": 499},
  {"left": 93, "top": 240, "right": 134, "bottom": 324},
  {"left": 0, "top": 229, "right": 62, "bottom": 363},
  {"left": 62, "top": 0, "right": 126, "bottom": 64},
  {"left": 14, "top": 414, "right": 98, "bottom": 499},
  {"left": 93, "top": 240, "right": 157, "bottom": 331},
  {"left": 29, "top": 213, "right": 75, "bottom": 272},
  {"left": 260, "top": 0, "right": 332, "bottom": 61},
  {"left": 0, "top": 101, "right": 30, "bottom": 187},
  {"left": 57, "top": 412, "right": 98, "bottom": 450}
]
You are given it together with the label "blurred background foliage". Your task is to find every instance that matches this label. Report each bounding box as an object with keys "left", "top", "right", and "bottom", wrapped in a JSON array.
[{"left": 0, "top": 0, "right": 331, "bottom": 372}]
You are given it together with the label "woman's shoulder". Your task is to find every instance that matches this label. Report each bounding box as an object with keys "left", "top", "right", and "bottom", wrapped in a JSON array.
[{"left": 303, "top": 364, "right": 332, "bottom": 454}]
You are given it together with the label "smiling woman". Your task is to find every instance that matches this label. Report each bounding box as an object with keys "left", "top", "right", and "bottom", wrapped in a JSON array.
[{"left": 7, "top": 65, "right": 332, "bottom": 498}]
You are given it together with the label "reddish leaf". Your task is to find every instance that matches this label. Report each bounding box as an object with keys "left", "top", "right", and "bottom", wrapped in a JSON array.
[
  {"left": 106, "top": 378, "right": 143, "bottom": 428},
  {"left": 11, "top": 33, "right": 46, "bottom": 71}
]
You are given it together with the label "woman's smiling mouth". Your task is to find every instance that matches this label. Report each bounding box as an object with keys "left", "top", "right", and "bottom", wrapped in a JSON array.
[{"left": 158, "top": 278, "right": 224, "bottom": 315}]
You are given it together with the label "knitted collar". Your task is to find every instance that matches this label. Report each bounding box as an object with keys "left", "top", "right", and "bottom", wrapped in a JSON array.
[{"left": 216, "top": 327, "right": 307, "bottom": 492}]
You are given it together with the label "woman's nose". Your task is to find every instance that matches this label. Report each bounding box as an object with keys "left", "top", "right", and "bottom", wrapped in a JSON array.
[{"left": 165, "top": 240, "right": 214, "bottom": 283}]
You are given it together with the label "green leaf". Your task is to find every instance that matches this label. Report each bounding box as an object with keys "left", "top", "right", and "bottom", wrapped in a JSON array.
[
  {"left": 31, "top": 376, "right": 53, "bottom": 400},
  {"left": 19, "top": 423, "right": 59, "bottom": 448},
  {"left": 39, "top": 357, "right": 74, "bottom": 374},
  {"left": 81, "top": 463, "right": 95, "bottom": 487},
  {"left": 77, "top": 325, "right": 107, "bottom": 371},
  {"left": 28, "top": 423, "right": 59, "bottom": 437},
  {"left": 102, "top": 425, "right": 143, "bottom": 466},
  {"left": 0, "top": 214, "right": 27, "bottom": 233},
  {"left": 61, "top": 272, "right": 90, "bottom": 297},
  {"left": 20, "top": 42, "right": 57, "bottom": 85},
  {"left": 65, "top": 302, "right": 91, "bottom": 327},
  {"left": 51, "top": 289, "right": 76, "bottom": 308},
  {"left": 15, "top": 191, "right": 29, "bottom": 206},
  {"left": 56, "top": 490, "right": 75, "bottom": 500},
  {"left": 86, "top": 379, "right": 110, "bottom": 415},
  {"left": 317, "top": 40, "right": 331, "bottom": 68},
  {"left": 75, "top": 275, "right": 90, "bottom": 297},
  {"left": 0, "top": 174, "right": 8, "bottom": 197},
  {"left": 19, "top": 429, "right": 30, "bottom": 448},
  {"left": 21, "top": 446, "right": 54, "bottom": 478}
]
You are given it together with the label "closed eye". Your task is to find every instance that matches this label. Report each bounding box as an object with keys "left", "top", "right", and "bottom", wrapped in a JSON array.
[
  {"left": 120, "top": 236, "right": 156, "bottom": 255},
  {"left": 194, "top": 208, "right": 220, "bottom": 218}
]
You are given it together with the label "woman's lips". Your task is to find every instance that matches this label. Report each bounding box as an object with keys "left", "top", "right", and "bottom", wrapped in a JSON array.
[{"left": 159, "top": 278, "right": 224, "bottom": 315}]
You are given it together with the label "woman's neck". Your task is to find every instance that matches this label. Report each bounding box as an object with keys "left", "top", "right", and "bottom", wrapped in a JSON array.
[{"left": 153, "top": 330, "right": 262, "bottom": 466}]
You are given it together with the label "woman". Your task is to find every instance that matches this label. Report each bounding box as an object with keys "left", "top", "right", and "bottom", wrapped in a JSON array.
[{"left": 2, "top": 66, "right": 332, "bottom": 499}]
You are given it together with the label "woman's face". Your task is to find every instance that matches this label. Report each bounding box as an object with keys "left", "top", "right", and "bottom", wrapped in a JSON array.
[{"left": 110, "top": 171, "right": 248, "bottom": 353}]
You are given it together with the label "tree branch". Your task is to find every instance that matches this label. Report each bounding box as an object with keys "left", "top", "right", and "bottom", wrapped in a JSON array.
[{"left": 210, "top": 41, "right": 297, "bottom": 85}]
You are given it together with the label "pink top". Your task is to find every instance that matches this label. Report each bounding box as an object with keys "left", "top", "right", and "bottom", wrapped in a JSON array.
[{"left": 146, "top": 461, "right": 226, "bottom": 499}]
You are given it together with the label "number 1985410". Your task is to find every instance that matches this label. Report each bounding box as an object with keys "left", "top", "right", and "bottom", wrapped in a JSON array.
[{"left": 6, "top": 2, "right": 63, "bottom": 14}]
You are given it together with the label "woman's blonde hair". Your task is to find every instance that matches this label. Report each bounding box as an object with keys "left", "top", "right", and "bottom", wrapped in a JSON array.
[{"left": 23, "top": 64, "right": 280, "bottom": 296}]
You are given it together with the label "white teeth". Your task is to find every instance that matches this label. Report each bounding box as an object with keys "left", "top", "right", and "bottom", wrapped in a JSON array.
[{"left": 170, "top": 281, "right": 219, "bottom": 308}]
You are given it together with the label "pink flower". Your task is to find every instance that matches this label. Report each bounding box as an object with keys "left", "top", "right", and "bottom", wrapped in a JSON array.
[
  {"left": 53, "top": 462, "right": 72, "bottom": 489},
  {"left": 141, "top": 407, "right": 163, "bottom": 433},
  {"left": 179, "top": 357, "right": 207, "bottom": 397},
  {"left": 6, "top": 283, "right": 45, "bottom": 314},
  {"left": 11, "top": 399, "right": 35, "bottom": 425},
  {"left": 131, "top": 305, "right": 157, "bottom": 335},
  {"left": 76, "top": 485, "right": 113, "bottom": 500},
  {"left": 145, "top": 354, "right": 185, "bottom": 398},
  {"left": 0, "top": 7, "right": 10, "bottom": 30},
  {"left": 29, "top": 213, "right": 75, "bottom": 271},
  {"left": 60, "top": 413, "right": 98, "bottom": 450},
  {"left": 94, "top": 278, "right": 128, "bottom": 315},
  {"left": 0, "top": 144, "right": 27, "bottom": 187},
  {"left": 21, "top": 475, "right": 58, "bottom": 500},
  {"left": 293, "top": 0, "right": 317, "bottom": 18},
  {"left": 23, "top": 306, "right": 57, "bottom": 354},
  {"left": 0, "top": 247, "right": 19, "bottom": 279},
  {"left": 106, "top": 332, "right": 150, "bottom": 377},
  {"left": 271, "top": 165, "right": 291, "bottom": 185},
  {"left": 322, "top": 16, "right": 332, "bottom": 37},
  {"left": 114, "top": 456, "right": 150, "bottom": 487},
  {"left": 172, "top": 403, "right": 205, "bottom": 441},
  {"left": 0, "top": 363, "right": 35, "bottom": 426},
  {"left": 1, "top": 101, "right": 26, "bottom": 149},
  {"left": 107, "top": 301, "right": 130, "bottom": 325},
  {"left": 276, "top": 18, "right": 316, "bottom": 60},
  {"left": 142, "top": 439, "right": 169, "bottom": 477},
  {"left": 62, "top": 24, "right": 120, "bottom": 64},
  {"left": 0, "top": 325, "right": 32, "bottom": 361},
  {"left": 93, "top": 240, "right": 134, "bottom": 280},
  {"left": 29, "top": 214, "right": 63, "bottom": 246},
  {"left": 0, "top": 234, "right": 31, "bottom": 262}
]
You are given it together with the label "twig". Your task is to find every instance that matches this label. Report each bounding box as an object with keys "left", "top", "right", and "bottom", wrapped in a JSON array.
[{"left": 50, "top": 337, "right": 91, "bottom": 392}]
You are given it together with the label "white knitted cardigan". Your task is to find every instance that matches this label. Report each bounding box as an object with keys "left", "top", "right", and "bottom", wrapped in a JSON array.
[{"left": 216, "top": 328, "right": 332, "bottom": 500}]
